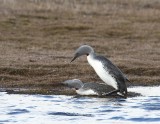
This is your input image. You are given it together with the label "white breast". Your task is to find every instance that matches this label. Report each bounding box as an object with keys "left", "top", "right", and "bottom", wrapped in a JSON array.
[
  {"left": 76, "top": 89, "right": 98, "bottom": 96},
  {"left": 87, "top": 55, "right": 118, "bottom": 89}
]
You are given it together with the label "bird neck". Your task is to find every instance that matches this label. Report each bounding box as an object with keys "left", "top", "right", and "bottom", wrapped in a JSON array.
[
  {"left": 73, "top": 81, "right": 84, "bottom": 89},
  {"left": 87, "top": 52, "right": 97, "bottom": 67},
  {"left": 88, "top": 51, "right": 96, "bottom": 58}
]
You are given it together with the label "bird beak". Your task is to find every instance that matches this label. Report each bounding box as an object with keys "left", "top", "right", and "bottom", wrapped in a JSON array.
[
  {"left": 70, "top": 53, "right": 79, "bottom": 63},
  {"left": 70, "top": 55, "right": 77, "bottom": 63}
]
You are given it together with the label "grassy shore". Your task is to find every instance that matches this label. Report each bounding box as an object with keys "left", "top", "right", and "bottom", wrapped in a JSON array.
[{"left": 0, "top": 0, "right": 160, "bottom": 94}]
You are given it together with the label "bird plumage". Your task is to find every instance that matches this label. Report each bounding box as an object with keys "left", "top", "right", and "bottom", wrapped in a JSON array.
[
  {"left": 62, "top": 79, "right": 114, "bottom": 96},
  {"left": 71, "top": 45, "right": 129, "bottom": 97},
  {"left": 95, "top": 55, "right": 128, "bottom": 95}
]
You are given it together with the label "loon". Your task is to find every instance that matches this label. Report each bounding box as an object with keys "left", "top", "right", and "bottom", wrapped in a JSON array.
[
  {"left": 70, "top": 45, "right": 129, "bottom": 98},
  {"left": 62, "top": 79, "right": 114, "bottom": 96}
]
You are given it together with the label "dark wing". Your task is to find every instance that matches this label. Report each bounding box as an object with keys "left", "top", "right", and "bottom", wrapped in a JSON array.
[
  {"left": 95, "top": 55, "right": 127, "bottom": 93},
  {"left": 83, "top": 82, "right": 114, "bottom": 95}
]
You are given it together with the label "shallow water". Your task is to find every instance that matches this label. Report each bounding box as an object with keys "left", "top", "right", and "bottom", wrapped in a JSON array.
[{"left": 0, "top": 86, "right": 160, "bottom": 124}]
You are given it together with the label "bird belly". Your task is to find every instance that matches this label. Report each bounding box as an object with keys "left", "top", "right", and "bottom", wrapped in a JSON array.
[
  {"left": 87, "top": 56, "right": 118, "bottom": 89},
  {"left": 76, "top": 89, "right": 98, "bottom": 95}
]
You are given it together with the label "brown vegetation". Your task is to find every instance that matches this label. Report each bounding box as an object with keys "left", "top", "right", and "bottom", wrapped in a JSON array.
[{"left": 0, "top": 0, "right": 160, "bottom": 94}]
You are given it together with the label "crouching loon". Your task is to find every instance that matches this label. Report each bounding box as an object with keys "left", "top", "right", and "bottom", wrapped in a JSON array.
[
  {"left": 62, "top": 79, "right": 114, "bottom": 96},
  {"left": 70, "top": 45, "right": 129, "bottom": 98}
]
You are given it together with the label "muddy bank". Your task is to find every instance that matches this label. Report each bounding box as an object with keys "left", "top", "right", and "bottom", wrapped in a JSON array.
[
  {"left": 0, "top": 87, "right": 141, "bottom": 98},
  {"left": 0, "top": 0, "right": 159, "bottom": 95}
]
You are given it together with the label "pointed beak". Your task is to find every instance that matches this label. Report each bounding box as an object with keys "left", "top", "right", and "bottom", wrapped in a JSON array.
[
  {"left": 70, "top": 56, "right": 77, "bottom": 63},
  {"left": 70, "top": 53, "right": 80, "bottom": 63}
]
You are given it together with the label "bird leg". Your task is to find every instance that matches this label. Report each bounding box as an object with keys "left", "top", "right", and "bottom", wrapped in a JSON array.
[
  {"left": 103, "top": 89, "right": 127, "bottom": 98},
  {"left": 103, "top": 89, "right": 120, "bottom": 96}
]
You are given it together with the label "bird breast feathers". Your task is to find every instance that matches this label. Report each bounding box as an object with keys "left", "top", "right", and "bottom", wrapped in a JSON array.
[{"left": 87, "top": 55, "right": 118, "bottom": 89}]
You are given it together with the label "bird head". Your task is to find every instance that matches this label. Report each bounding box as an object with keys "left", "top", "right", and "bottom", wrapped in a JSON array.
[
  {"left": 70, "top": 45, "right": 94, "bottom": 62},
  {"left": 62, "top": 79, "right": 84, "bottom": 90}
]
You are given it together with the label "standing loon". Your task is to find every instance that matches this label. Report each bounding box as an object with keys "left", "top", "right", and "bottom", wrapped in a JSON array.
[
  {"left": 62, "top": 79, "right": 114, "bottom": 96},
  {"left": 70, "top": 45, "right": 129, "bottom": 98}
]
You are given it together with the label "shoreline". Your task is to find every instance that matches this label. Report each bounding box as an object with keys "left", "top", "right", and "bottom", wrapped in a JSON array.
[
  {"left": 0, "top": 0, "right": 159, "bottom": 94},
  {"left": 0, "top": 82, "right": 159, "bottom": 95}
]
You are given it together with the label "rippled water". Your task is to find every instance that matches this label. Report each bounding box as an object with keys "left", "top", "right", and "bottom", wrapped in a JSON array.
[{"left": 0, "top": 86, "right": 160, "bottom": 124}]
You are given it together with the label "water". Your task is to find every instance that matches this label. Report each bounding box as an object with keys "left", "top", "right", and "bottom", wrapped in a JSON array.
[{"left": 0, "top": 86, "right": 160, "bottom": 124}]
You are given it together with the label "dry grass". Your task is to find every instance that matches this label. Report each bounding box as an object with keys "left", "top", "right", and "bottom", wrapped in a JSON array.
[{"left": 0, "top": 0, "right": 160, "bottom": 94}]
